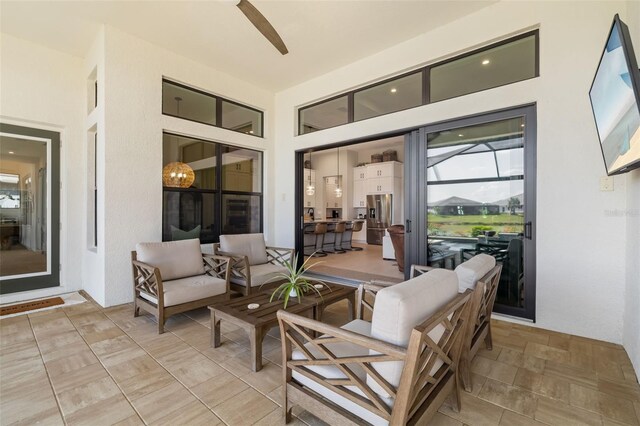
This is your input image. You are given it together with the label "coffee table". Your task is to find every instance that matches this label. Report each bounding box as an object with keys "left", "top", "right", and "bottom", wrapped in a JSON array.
[{"left": 209, "top": 281, "right": 356, "bottom": 372}]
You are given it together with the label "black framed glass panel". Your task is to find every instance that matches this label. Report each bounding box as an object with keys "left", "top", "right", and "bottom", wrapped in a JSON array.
[
  {"left": 299, "top": 96, "right": 349, "bottom": 134},
  {"left": 162, "top": 81, "right": 216, "bottom": 125},
  {"left": 221, "top": 101, "right": 263, "bottom": 137},
  {"left": 163, "top": 191, "right": 216, "bottom": 243},
  {"left": 221, "top": 194, "right": 261, "bottom": 234},
  {"left": 222, "top": 146, "right": 262, "bottom": 193},
  {"left": 354, "top": 72, "right": 422, "bottom": 121},
  {"left": 163, "top": 134, "right": 217, "bottom": 190},
  {"left": 430, "top": 34, "right": 537, "bottom": 103}
]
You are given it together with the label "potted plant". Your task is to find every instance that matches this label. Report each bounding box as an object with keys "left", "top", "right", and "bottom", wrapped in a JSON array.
[{"left": 266, "top": 252, "right": 326, "bottom": 308}]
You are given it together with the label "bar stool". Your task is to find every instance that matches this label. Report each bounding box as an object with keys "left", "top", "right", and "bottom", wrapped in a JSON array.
[
  {"left": 332, "top": 221, "right": 347, "bottom": 254},
  {"left": 322, "top": 222, "right": 338, "bottom": 254},
  {"left": 305, "top": 223, "right": 328, "bottom": 257},
  {"left": 342, "top": 220, "right": 364, "bottom": 251}
]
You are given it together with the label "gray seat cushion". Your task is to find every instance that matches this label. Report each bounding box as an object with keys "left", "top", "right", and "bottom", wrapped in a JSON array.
[
  {"left": 291, "top": 319, "right": 389, "bottom": 426},
  {"left": 136, "top": 239, "right": 204, "bottom": 281},
  {"left": 220, "top": 233, "right": 268, "bottom": 266},
  {"left": 140, "top": 274, "right": 226, "bottom": 307},
  {"left": 231, "top": 263, "right": 287, "bottom": 287}
]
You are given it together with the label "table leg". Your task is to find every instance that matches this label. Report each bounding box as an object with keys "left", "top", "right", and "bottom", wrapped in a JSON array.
[
  {"left": 211, "top": 311, "right": 221, "bottom": 348},
  {"left": 250, "top": 327, "right": 265, "bottom": 372}
]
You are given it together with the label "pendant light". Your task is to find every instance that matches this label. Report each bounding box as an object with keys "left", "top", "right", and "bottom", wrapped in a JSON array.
[
  {"left": 305, "top": 151, "right": 315, "bottom": 196},
  {"left": 335, "top": 147, "right": 342, "bottom": 198}
]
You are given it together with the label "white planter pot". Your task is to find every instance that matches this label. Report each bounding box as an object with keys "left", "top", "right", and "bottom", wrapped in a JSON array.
[{"left": 289, "top": 288, "right": 298, "bottom": 298}]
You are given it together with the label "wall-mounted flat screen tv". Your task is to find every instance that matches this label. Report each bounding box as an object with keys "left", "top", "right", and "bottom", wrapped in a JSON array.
[{"left": 589, "top": 14, "right": 640, "bottom": 175}]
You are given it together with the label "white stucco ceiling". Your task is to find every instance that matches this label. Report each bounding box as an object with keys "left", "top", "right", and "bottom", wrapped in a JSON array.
[{"left": 0, "top": 0, "right": 497, "bottom": 91}]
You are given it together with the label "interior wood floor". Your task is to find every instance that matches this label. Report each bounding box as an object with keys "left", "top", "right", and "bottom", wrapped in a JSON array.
[
  {"left": 306, "top": 243, "right": 405, "bottom": 282},
  {"left": 1, "top": 292, "right": 639, "bottom": 426},
  {"left": 0, "top": 245, "right": 47, "bottom": 277}
]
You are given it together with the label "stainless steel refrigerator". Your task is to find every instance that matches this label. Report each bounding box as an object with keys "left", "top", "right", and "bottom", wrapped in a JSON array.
[{"left": 366, "top": 194, "right": 392, "bottom": 245}]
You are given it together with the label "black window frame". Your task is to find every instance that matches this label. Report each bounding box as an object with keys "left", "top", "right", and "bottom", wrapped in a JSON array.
[
  {"left": 162, "top": 79, "right": 265, "bottom": 138},
  {"left": 162, "top": 132, "right": 264, "bottom": 244},
  {"left": 297, "top": 30, "right": 539, "bottom": 135}
]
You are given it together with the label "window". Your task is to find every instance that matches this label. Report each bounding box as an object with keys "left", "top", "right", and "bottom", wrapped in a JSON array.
[
  {"left": 162, "top": 132, "right": 263, "bottom": 243},
  {"left": 221, "top": 100, "right": 263, "bottom": 137},
  {"left": 299, "top": 96, "right": 349, "bottom": 134},
  {"left": 429, "top": 34, "right": 537, "bottom": 102},
  {"left": 297, "top": 31, "right": 538, "bottom": 135},
  {"left": 354, "top": 71, "right": 423, "bottom": 121},
  {"left": 162, "top": 79, "right": 264, "bottom": 137}
]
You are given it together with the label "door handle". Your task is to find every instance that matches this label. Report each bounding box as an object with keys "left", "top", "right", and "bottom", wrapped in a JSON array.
[
  {"left": 300, "top": 216, "right": 304, "bottom": 230},
  {"left": 525, "top": 221, "right": 532, "bottom": 239},
  {"left": 406, "top": 219, "right": 412, "bottom": 233}
]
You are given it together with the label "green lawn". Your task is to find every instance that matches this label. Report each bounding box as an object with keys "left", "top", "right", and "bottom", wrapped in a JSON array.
[{"left": 428, "top": 214, "right": 524, "bottom": 237}]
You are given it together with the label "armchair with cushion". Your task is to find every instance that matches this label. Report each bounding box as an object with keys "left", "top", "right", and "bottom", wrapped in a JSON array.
[
  {"left": 412, "top": 254, "right": 502, "bottom": 392},
  {"left": 213, "top": 233, "right": 294, "bottom": 296},
  {"left": 132, "top": 238, "right": 231, "bottom": 334},
  {"left": 277, "top": 268, "right": 473, "bottom": 425}
]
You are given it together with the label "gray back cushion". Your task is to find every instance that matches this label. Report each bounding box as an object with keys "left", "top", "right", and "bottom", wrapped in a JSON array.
[
  {"left": 455, "top": 254, "right": 496, "bottom": 291},
  {"left": 136, "top": 239, "right": 204, "bottom": 281},
  {"left": 219, "top": 233, "right": 268, "bottom": 266},
  {"left": 368, "top": 268, "right": 458, "bottom": 397}
]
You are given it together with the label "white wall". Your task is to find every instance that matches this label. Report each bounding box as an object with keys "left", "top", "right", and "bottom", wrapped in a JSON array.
[
  {"left": 95, "top": 26, "right": 275, "bottom": 306},
  {"left": 0, "top": 33, "right": 85, "bottom": 303},
  {"left": 273, "top": 1, "right": 633, "bottom": 344},
  {"left": 623, "top": 0, "right": 640, "bottom": 379}
]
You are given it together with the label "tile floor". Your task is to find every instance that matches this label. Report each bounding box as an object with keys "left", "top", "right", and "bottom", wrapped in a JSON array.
[{"left": 1, "top": 292, "right": 639, "bottom": 425}]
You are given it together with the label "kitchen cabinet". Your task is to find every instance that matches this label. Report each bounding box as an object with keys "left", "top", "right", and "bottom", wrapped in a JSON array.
[
  {"left": 324, "top": 176, "right": 342, "bottom": 208},
  {"left": 223, "top": 159, "right": 254, "bottom": 192},
  {"left": 303, "top": 168, "right": 316, "bottom": 208},
  {"left": 352, "top": 167, "right": 367, "bottom": 208},
  {"left": 367, "top": 177, "right": 398, "bottom": 194},
  {"left": 366, "top": 161, "right": 402, "bottom": 179}
]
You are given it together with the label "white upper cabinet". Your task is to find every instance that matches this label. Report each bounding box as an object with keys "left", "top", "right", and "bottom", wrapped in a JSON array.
[{"left": 366, "top": 161, "right": 402, "bottom": 179}]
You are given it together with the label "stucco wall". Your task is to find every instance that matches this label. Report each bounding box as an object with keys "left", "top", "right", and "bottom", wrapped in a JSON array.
[{"left": 272, "top": 1, "right": 632, "bottom": 344}]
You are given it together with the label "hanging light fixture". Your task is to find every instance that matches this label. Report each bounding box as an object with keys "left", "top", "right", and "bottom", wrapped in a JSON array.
[
  {"left": 162, "top": 162, "right": 195, "bottom": 188},
  {"left": 305, "top": 151, "right": 315, "bottom": 196},
  {"left": 335, "top": 147, "right": 342, "bottom": 198}
]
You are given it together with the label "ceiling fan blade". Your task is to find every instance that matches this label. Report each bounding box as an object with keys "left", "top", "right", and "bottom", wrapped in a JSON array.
[{"left": 237, "top": 0, "right": 288, "bottom": 55}]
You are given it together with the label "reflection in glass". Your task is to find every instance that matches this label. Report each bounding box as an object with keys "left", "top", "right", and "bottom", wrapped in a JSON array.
[
  {"left": 222, "top": 146, "right": 262, "bottom": 193},
  {"left": 222, "top": 194, "right": 261, "bottom": 234},
  {"left": 0, "top": 136, "right": 47, "bottom": 277},
  {"left": 430, "top": 35, "right": 537, "bottom": 102},
  {"left": 163, "top": 192, "right": 216, "bottom": 244},
  {"left": 221, "top": 101, "right": 263, "bottom": 137},
  {"left": 299, "top": 96, "right": 348, "bottom": 134},
  {"left": 426, "top": 116, "right": 525, "bottom": 308},
  {"left": 354, "top": 72, "right": 422, "bottom": 121},
  {"left": 163, "top": 133, "right": 216, "bottom": 190},
  {"left": 162, "top": 81, "right": 216, "bottom": 125}
]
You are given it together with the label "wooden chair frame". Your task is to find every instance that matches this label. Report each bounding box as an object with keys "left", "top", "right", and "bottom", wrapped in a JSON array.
[
  {"left": 411, "top": 263, "right": 503, "bottom": 392},
  {"left": 277, "top": 284, "right": 473, "bottom": 425},
  {"left": 213, "top": 243, "right": 294, "bottom": 296},
  {"left": 131, "top": 252, "right": 231, "bottom": 334}
]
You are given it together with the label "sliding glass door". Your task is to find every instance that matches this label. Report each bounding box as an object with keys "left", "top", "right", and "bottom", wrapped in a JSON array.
[
  {"left": 0, "top": 123, "right": 60, "bottom": 294},
  {"left": 405, "top": 105, "right": 536, "bottom": 320}
]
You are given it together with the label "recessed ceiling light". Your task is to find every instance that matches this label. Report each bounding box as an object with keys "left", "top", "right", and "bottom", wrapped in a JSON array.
[
  {"left": 8, "top": 151, "right": 14, "bottom": 154},
  {"left": 520, "top": 124, "right": 525, "bottom": 128},
  {"left": 458, "top": 134, "right": 464, "bottom": 137},
  {"left": 482, "top": 59, "right": 490, "bottom": 65},
  {"left": 390, "top": 88, "right": 397, "bottom": 93}
]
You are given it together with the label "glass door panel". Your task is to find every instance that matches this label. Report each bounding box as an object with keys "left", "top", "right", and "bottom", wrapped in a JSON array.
[
  {"left": 0, "top": 124, "right": 60, "bottom": 294},
  {"left": 405, "top": 106, "right": 536, "bottom": 320}
]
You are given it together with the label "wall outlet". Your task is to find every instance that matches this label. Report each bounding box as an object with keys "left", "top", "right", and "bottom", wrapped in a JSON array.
[{"left": 600, "top": 176, "right": 614, "bottom": 192}]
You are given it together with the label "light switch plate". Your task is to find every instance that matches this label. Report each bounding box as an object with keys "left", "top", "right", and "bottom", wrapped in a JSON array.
[{"left": 600, "top": 176, "right": 614, "bottom": 191}]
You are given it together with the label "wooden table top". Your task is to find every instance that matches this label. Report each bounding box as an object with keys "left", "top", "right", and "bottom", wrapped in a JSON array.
[{"left": 209, "top": 281, "right": 355, "bottom": 327}]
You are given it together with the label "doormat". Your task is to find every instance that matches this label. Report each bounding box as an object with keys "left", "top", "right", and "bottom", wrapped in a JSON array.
[{"left": 0, "top": 297, "right": 64, "bottom": 316}]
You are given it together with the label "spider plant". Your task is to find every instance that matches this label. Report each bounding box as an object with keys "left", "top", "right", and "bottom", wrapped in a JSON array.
[{"left": 265, "top": 252, "right": 326, "bottom": 308}]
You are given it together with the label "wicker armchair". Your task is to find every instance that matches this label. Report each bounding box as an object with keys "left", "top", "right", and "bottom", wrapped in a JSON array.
[
  {"left": 277, "top": 269, "right": 473, "bottom": 425},
  {"left": 132, "top": 239, "right": 231, "bottom": 334}
]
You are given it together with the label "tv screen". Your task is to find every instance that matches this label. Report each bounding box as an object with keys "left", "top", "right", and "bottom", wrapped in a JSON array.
[{"left": 589, "top": 14, "right": 640, "bottom": 175}]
